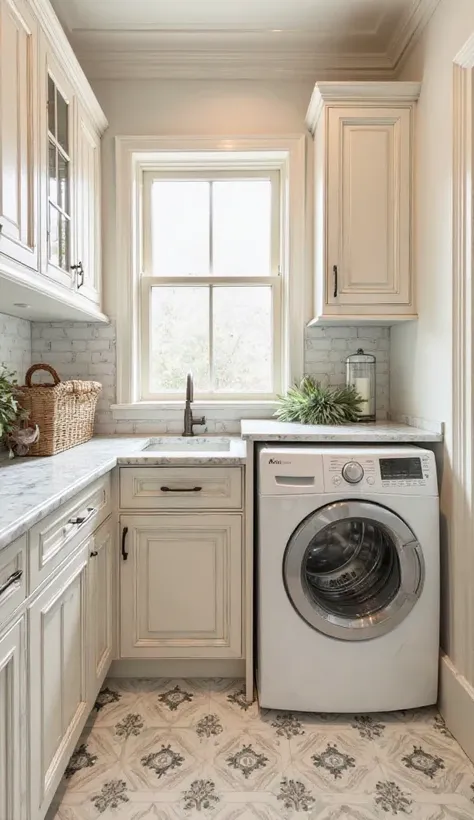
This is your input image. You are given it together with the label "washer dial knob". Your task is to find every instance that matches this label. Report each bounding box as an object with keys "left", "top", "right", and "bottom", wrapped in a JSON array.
[{"left": 342, "top": 461, "right": 364, "bottom": 484}]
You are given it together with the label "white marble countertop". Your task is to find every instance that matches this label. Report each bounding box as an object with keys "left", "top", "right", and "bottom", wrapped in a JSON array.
[
  {"left": 0, "top": 435, "right": 247, "bottom": 551},
  {"left": 240, "top": 419, "right": 444, "bottom": 442}
]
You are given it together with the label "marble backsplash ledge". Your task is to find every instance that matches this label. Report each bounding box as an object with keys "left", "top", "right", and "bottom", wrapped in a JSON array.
[{"left": 31, "top": 321, "right": 390, "bottom": 434}]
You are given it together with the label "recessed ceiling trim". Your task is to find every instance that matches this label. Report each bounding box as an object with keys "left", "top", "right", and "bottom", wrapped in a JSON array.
[{"left": 387, "top": 0, "right": 441, "bottom": 69}]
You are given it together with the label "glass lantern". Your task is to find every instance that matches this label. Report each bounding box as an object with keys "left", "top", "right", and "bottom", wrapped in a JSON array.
[{"left": 345, "top": 348, "right": 376, "bottom": 422}]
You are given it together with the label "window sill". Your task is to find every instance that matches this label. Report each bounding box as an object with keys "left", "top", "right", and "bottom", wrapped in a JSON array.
[{"left": 111, "top": 401, "right": 278, "bottom": 421}]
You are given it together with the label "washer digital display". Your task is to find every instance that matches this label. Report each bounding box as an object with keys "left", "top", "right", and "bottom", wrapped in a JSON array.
[{"left": 379, "top": 457, "right": 423, "bottom": 481}]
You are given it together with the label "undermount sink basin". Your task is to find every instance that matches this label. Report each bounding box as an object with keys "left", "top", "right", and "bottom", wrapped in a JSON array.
[{"left": 143, "top": 437, "right": 232, "bottom": 453}]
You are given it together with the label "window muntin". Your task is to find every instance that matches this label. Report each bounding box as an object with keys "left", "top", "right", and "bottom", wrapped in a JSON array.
[
  {"left": 140, "top": 168, "right": 281, "bottom": 401},
  {"left": 47, "top": 75, "right": 71, "bottom": 272}
]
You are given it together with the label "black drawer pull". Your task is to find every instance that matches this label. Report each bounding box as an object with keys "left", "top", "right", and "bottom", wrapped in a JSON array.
[
  {"left": 333, "top": 264, "right": 338, "bottom": 298},
  {"left": 0, "top": 569, "right": 23, "bottom": 597},
  {"left": 90, "top": 550, "right": 98, "bottom": 558},
  {"left": 160, "top": 486, "right": 202, "bottom": 493},
  {"left": 122, "top": 526, "right": 129, "bottom": 561}
]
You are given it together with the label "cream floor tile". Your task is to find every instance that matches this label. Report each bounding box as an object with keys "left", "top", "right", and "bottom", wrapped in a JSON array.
[{"left": 48, "top": 679, "right": 474, "bottom": 820}]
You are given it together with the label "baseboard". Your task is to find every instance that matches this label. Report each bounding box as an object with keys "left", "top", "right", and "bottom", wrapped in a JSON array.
[
  {"left": 109, "top": 658, "right": 246, "bottom": 678},
  {"left": 439, "top": 653, "right": 474, "bottom": 762}
]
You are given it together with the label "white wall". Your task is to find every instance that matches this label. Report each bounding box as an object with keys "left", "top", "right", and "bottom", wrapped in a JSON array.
[{"left": 392, "top": 0, "right": 474, "bottom": 683}]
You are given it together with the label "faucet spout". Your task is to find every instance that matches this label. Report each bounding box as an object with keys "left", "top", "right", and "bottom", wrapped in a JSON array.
[{"left": 186, "top": 371, "right": 193, "bottom": 403}]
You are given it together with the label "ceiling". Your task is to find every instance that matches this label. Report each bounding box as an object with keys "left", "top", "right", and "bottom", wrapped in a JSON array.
[{"left": 50, "top": 0, "right": 440, "bottom": 80}]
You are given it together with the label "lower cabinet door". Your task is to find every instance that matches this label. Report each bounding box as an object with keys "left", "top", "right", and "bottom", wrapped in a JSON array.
[
  {"left": 88, "top": 516, "right": 114, "bottom": 700},
  {"left": 120, "top": 514, "right": 242, "bottom": 659},
  {"left": 0, "top": 614, "right": 27, "bottom": 820},
  {"left": 29, "top": 543, "right": 89, "bottom": 820}
]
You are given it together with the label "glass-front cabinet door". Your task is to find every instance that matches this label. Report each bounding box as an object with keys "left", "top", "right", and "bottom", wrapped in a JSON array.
[{"left": 41, "top": 47, "right": 74, "bottom": 288}]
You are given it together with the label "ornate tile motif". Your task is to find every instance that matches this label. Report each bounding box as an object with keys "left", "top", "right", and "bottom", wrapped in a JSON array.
[
  {"left": 158, "top": 685, "right": 194, "bottom": 712},
  {"left": 277, "top": 777, "right": 315, "bottom": 811},
  {"left": 227, "top": 744, "right": 269, "bottom": 779},
  {"left": 94, "top": 686, "right": 121, "bottom": 712},
  {"left": 352, "top": 715, "right": 386, "bottom": 740},
  {"left": 196, "top": 713, "right": 223, "bottom": 740},
  {"left": 182, "top": 779, "right": 220, "bottom": 812},
  {"left": 115, "top": 712, "right": 144, "bottom": 739},
  {"left": 312, "top": 743, "right": 356, "bottom": 780},
  {"left": 374, "top": 781, "right": 413, "bottom": 814},
  {"left": 402, "top": 745, "right": 445, "bottom": 780},
  {"left": 90, "top": 780, "right": 129, "bottom": 813},
  {"left": 434, "top": 714, "right": 452, "bottom": 738},
  {"left": 271, "top": 713, "right": 305, "bottom": 739},
  {"left": 226, "top": 687, "right": 252, "bottom": 711},
  {"left": 141, "top": 744, "right": 185, "bottom": 779},
  {"left": 64, "top": 743, "right": 98, "bottom": 779}
]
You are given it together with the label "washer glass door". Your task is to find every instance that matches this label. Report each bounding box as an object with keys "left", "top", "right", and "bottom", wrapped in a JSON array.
[{"left": 283, "top": 501, "right": 424, "bottom": 641}]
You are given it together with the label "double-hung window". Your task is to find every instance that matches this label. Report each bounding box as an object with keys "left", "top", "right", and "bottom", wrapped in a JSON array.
[{"left": 140, "top": 168, "right": 282, "bottom": 401}]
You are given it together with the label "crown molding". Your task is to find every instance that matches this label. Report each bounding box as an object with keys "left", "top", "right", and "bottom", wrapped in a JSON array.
[
  {"left": 387, "top": 0, "right": 441, "bottom": 70},
  {"left": 28, "top": 0, "right": 108, "bottom": 132},
  {"left": 305, "top": 81, "right": 422, "bottom": 133},
  {"left": 76, "top": 48, "right": 395, "bottom": 82}
]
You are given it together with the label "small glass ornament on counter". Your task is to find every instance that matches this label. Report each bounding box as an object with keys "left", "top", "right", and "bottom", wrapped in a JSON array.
[{"left": 345, "top": 348, "right": 376, "bottom": 422}]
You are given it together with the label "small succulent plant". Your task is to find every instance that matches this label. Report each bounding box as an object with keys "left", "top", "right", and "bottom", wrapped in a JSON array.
[{"left": 275, "top": 377, "right": 363, "bottom": 425}]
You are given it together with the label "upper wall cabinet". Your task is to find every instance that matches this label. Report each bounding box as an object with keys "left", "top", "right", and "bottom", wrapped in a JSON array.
[
  {"left": 0, "top": 0, "right": 108, "bottom": 322},
  {"left": 306, "top": 82, "right": 421, "bottom": 325},
  {"left": 0, "top": 0, "right": 39, "bottom": 272}
]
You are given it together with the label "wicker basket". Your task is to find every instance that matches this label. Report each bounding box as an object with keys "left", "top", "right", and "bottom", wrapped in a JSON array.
[{"left": 17, "top": 364, "right": 102, "bottom": 456}]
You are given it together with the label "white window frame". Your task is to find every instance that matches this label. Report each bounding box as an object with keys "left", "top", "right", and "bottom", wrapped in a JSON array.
[
  {"left": 141, "top": 168, "right": 282, "bottom": 401},
  {"left": 113, "top": 135, "right": 307, "bottom": 421}
]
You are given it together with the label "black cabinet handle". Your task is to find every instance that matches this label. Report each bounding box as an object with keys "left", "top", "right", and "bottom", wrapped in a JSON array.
[
  {"left": 90, "top": 550, "right": 98, "bottom": 558},
  {"left": 0, "top": 569, "right": 22, "bottom": 597},
  {"left": 160, "top": 486, "right": 202, "bottom": 493},
  {"left": 122, "top": 526, "right": 129, "bottom": 561},
  {"left": 71, "top": 261, "right": 84, "bottom": 289},
  {"left": 333, "top": 265, "right": 338, "bottom": 298}
]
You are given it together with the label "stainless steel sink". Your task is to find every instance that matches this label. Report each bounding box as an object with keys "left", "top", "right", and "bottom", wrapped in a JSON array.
[{"left": 143, "top": 437, "right": 232, "bottom": 453}]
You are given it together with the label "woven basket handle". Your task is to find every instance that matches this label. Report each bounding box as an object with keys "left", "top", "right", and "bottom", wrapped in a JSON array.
[{"left": 25, "top": 364, "right": 61, "bottom": 387}]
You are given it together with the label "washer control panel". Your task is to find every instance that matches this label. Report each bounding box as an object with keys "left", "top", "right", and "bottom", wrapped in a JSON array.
[{"left": 322, "top": 449, "right": 437, "bottom": 495}]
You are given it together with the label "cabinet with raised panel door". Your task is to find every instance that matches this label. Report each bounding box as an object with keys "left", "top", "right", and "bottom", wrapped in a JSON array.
[
  {"left": 88, "top": 516, "right": 114, "bottom": 698},
  {"left": 306, "top": 82, "right": 421, "bottom": 324},
  {"left": 120, "top": 513, "right": 242, "bottom": 660},
  {"left": 0, "top": 613, "right": 27, "bottom": 820},
  {"left": 0, "top": 0, "right": 39, "bottom": 272},
  {"left": 29, "top": 541, "right": 89, "bottom": 820}
]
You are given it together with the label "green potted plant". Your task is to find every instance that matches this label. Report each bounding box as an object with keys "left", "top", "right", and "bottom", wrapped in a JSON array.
[
  {"left": 0, "top": 365, "right": 38, "bottom": 457},
  {"left": 275, "top": 376, "right": 363, "bottom": 425}
]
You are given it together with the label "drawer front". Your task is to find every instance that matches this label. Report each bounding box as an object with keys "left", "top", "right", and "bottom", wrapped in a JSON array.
[
  {"left": 0, "top": 535, "right": 27, "bottom": 630},
  {"left": 29, "top": 474, "right": 111, "bottom": 593},
  {"left": 120, "top": 467, "right": 243, "bottom": 510}
]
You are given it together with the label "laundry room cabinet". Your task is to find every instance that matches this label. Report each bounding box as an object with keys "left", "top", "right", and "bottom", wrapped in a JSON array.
[
  {"left": 0, "top": 0, "right": 108, "bottom": 320},
  {"left": 306, "top": 82, "right": 421, "bottom": 324}
]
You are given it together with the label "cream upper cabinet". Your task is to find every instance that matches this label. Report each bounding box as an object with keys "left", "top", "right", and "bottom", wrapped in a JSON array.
[
  {"left": 88, "top": 515, "right": 114, "bottom": 699},
  {"left": 0, "top": 0, "right": 39, "bottom": 271},
  {"left": 41, "top": 44, "right": 75, "bottom": 290},
  {"left": 29, "top": 542, "right": 89, "bottom": 820},
  {"left": 0, "top": 614, "right": 27, "bottom": 820},
  {"left": 306, "top": 82, "right": 421, "bottom": 324},
  {"left": 73, "top": 100, "right": 101, "bottom": 305},
  {"left": 120, "top": 514, "right": 243, "bottom": 660}
]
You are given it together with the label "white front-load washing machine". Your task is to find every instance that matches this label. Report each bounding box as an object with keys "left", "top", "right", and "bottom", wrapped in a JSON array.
[{"left": 257, "top": 445, "right": 439, "bottom": 713}]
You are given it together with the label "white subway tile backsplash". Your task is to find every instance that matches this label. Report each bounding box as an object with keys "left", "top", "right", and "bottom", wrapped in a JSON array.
[
  {"left": 0, "top": 312, "right": 31, "bottom": 379},
  {"left": 30, "top": 320, "right": 391, "bottom": 432}
]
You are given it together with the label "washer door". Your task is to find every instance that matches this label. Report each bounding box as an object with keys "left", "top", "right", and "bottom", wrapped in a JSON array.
[{"left": 283, "top": 500, "right": 424, "bottom": 641}]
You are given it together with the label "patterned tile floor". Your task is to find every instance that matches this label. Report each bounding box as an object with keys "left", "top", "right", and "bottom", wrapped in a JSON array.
[{"left": 46, "top": 678, "right": 474, "bottom": 819}]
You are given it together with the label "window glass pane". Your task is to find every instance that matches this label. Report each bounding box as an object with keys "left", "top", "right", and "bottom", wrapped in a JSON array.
[
  {"left": 57, "top": 91, "right": 68, "bottom": 153},
  {"left": 47, "top": 76, "right": 55, "bottom": 134},
  {"left": 58, "top": 154, "right": 69, "bottom": 213},
  {"left": 150, "top": 287, "right": 210, "bottom": 393},
  {"left": 212, "top": 286, "right": 273, "bottom": 393},
  {"left": 213, "top": 180, "right": 272, "bottom": 275},
  {"left": 49, "top": 205, "right": 59, "bottom": 267},
  {"left": 58, "top": 214, "right": 69, "bottom": 270},
  {"left": 48, "top": 141, "right": 57, "bottom": 202},
  {"left": 151, "top": 180, "right": 210, "bottom": 276}
]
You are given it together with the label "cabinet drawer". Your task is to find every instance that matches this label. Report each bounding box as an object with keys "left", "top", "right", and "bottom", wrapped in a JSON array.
[
  {"left": 29, "top": 474, "right": 111, "bottom": 593},
  {"left": 0, "top": 535, "right": 27, "bottom": 630},
  {"left": 120, "top": 467, "right": 242, "bottom": 510}
]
